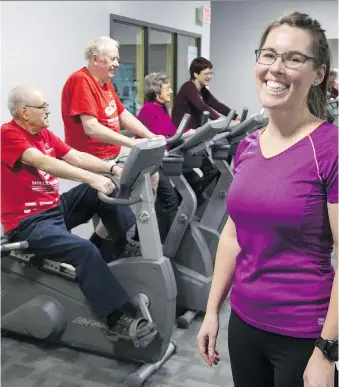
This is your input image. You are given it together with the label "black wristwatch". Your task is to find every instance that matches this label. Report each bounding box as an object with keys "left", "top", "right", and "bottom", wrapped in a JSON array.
[{"left": 315, "top": 337, "right": 338, "bottom": 362}]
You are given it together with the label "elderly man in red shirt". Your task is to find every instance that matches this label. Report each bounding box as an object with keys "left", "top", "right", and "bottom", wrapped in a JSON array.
[
  {"left": 1, "top": 86, "right": 157, "bottom": 346},
  {"left": 61, "top": 36, "right": 161, "bottom": 252}
]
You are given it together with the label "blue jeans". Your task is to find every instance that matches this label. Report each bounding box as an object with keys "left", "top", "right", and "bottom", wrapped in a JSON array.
[{"left": 7, "top": 183, "right": 135, "bottom": 316}]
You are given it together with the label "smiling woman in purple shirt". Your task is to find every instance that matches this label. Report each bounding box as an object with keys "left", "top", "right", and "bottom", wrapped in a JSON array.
[{"left": 197, "top": 12, "right": 338, "bottom": 387}]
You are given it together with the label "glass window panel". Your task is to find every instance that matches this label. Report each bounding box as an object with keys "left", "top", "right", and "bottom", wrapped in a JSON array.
[
  {"left": 149, "top": 30, "right": 174, "bottom": 109},
  {"left": 110, "top": 22, "right": 145, "bottom": 117},
  {"left": 177, "top": 36, "right": 199, "bottom": 91}
]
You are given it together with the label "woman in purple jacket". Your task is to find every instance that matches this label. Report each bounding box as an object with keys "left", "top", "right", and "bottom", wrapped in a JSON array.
[
  {"left": 137, "top": 73, "right": 193, "bottom": 243},
  {"left": 137, "top": 73, "right": 176, "bottom": 138},
  {"left": 197, "top": 12, "right": 338, "bottom": 387},
  {"left": 137, "top": 73, "right": 194, "bottom": 138}
]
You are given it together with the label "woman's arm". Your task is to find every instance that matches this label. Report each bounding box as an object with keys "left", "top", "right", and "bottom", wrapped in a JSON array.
[
  {"left": 319, "top": 203, "right": 338, "bottom": 342},
  {"left": 203, "top": 88, "right": 237, "bottom": 119},
  {"left": 303, "top": 202, "right": 337, "bottom": 387},
  {"left": 183, "top": 82, "right": 220, "bottom": 120},
  {"left": 197, "top": 216, "right": 240, "bottom": 366}
]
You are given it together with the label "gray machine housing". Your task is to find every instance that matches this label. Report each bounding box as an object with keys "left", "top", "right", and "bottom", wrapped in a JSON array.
[{"left": 161, "top": 115, "right": 233, "bottom": 327}]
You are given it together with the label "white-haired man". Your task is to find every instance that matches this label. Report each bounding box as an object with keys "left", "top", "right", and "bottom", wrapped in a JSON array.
[
  {"left": 1, "top": 86, "right": 158, "bottom": 347},
  {"left": 61, "top": 36, "right": 161, "bottom": 248}
]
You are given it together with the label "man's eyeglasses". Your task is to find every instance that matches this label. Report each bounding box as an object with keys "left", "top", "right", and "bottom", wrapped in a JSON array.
[
  {"left": 25, "top": 103, "right": 49, "bottom": 112},
  {"left": 255, "top": 49, "right": 317, "bottom": 69}
]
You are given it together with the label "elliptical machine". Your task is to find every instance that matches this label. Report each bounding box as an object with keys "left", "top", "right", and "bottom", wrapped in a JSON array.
[
  {"left": 160, "top": 114, "right": 233, "bottom": 328},
  {"left": 1, "top": 138, "right": 177, "bottom": 387}
]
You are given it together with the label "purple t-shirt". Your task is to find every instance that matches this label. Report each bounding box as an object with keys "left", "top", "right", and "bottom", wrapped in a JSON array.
[
  {"left": 137, "top": 101, "right": 177, "bottom": 138},
  {"left": 227, "top": 121, "right": 338, "bottom": 338}
]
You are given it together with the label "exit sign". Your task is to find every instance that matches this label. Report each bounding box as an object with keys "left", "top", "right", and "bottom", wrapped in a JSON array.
[
  {"left": 196, "top": 6, "right": 211, "bottom": 26},
  {"left": 203, "top": 7, "right": 211, "bottom": 24}
]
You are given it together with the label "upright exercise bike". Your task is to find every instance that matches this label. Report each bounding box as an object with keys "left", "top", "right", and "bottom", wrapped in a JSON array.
[
  {"left": 1, "top": 138, "right": 177, "bottom": 387},
  {"left": 160, "top": 114, "right": 233, "bottom": 328}
]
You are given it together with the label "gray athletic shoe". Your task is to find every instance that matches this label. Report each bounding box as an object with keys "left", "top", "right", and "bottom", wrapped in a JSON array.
[
  {"left": 105, "top": 314, "right": 158, "bottom": 348},
  {"left": 122, "top": 238, "right": 141, "bottom": 258}
]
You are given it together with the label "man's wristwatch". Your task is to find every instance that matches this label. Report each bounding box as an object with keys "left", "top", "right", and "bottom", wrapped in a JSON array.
[
  {"left": 109, "top": 161, "right": 117, "bottom": 174},
  {"left": 315, "top": 337, "right": 338, "bottom": 361}
]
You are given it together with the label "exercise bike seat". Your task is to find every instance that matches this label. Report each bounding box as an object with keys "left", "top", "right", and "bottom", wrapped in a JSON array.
[{"left": 1, "top": 241, "right": 76, "bottom": 278}]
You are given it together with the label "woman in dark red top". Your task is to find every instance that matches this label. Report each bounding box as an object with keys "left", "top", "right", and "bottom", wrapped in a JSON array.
[
  {"left": 172, "top": 58, "right": 239, "bottom": 197},
  {"left": 172, "top": 57, "right": 239, "bottom": 129}
]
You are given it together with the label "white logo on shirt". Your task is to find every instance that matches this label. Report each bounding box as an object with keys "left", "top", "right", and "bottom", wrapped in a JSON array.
[
  {"left": 105, "top": 100, "right": 117, "bottom": 116},
  {"left": 24, "top": 209, "right": 31, "bottom": 214},
  {"left": 318, "top": 318, "right": 325, "bottom": 325},
  {"left": 25, "top": 202, "right": 37, "bottom": 207},
  {"left": 42, "top": 142, "right": 54, "bottom": 154},
  {"left": 38, "top": 169, "right": 51, "bottom": 181}
]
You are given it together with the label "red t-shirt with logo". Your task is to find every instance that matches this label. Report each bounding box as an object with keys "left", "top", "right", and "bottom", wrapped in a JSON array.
[
  {"left": 1, "top": 120, "right": 71, "bottom": 232},
  {"left": 62, "top": 67, "right": 125, "bottom": 159}
]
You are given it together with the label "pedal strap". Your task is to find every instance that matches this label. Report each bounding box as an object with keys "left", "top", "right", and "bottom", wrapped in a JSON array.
[{"left": 106, "top": 315, "right": 157, "bottom": 348}]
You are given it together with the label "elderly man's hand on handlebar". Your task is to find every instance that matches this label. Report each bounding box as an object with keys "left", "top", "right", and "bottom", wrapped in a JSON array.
[
  {"left": 152, "top": 134, "right": 166, "bottom": 140},
  {"left": 183, "top": 129, "right": 196, "bottom": 138},
  {"left": 132, "top": 138, "right": 149, "bottom": 146},
  {"left": 89, "top": 175, "right": 115, "bottom": 195},
  {"left": 111, "top": 165, "right": 123, "bottom": 177},
  {"left": 107, "top": 160, "right": 123, "bottom": 177},
  {"left": 229, "top": 120, "right": 240, "bottom": 128},
  {"left": 132, "top": 136, "right": 166, "bottom": 147},
  {"left": 147, "top": 134, "right": 167, "bottom": 141}
]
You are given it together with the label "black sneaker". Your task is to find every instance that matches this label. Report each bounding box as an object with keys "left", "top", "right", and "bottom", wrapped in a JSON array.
[
  {"left": 122, "top": 238, "right": 141, "bottom": 258},
  {"left": 98, "top": 238, "right": 141, "bottom": 262},
  {"left": 105, "top": 314, "right": 158, "bottom": 348}
]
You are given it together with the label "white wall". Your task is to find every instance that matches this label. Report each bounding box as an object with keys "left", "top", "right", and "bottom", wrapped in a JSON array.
[
  {"left": 210, "top": 1, "right": 339, "bottom": 116},
  {"left": 329, "top": 39, "right": 339, "bottom": 68},
  {"left": 1, "top": 1, "right": 210, "bottom": 129},
  {"left": 1, "top": 0, "right": 210, "bottom": 237}
]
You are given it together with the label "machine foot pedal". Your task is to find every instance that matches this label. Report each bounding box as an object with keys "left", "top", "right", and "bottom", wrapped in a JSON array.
[{"left": 104, "top": 316, "right": 158, "bottom": 348}]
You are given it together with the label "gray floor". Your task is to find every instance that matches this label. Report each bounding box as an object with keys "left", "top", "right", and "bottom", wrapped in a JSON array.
[{"left": 1, "top": 302, "right": 233, "bottom": 387}]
